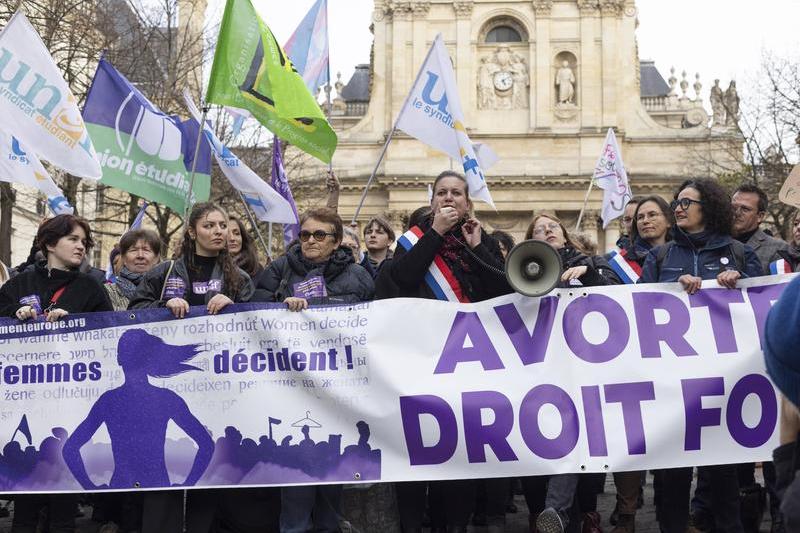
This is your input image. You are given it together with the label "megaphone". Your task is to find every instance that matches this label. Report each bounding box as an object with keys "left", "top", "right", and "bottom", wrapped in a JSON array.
[{"left": 505, "top": 240, "right": 563, "bottom": 297}]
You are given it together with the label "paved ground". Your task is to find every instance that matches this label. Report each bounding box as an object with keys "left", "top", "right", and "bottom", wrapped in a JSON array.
[{"left": 0, "top": 471, "right": 773, "bottom": 532}]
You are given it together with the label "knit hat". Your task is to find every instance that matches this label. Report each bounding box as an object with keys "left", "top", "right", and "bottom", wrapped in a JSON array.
[{"left": 764, "top": 275, "right": 800, "bottom": 408}]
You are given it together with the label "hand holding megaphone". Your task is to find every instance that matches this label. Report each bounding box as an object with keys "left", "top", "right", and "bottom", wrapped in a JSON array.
[{"left": 432, "top": 206, "right": 460, "bottom": 235}]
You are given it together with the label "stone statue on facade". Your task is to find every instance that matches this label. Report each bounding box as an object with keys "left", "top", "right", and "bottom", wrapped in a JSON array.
[
  {"left": 477, "top": 57, "right": 498, "bottom": 109},
  {"left": 511, "top": 56, "right": 529, "bottom": 109},
  {"left": 724, "top": 81, "right": 740, "bottom": 126},
  {"left": 555, "top": 61, "right": 576, "bottom": 105},
  {"left": 710, "top": 79, "right": 725, "bottom": 126},
  {"left": 477, "top": 46, "right": 529, "bottom": 110}
]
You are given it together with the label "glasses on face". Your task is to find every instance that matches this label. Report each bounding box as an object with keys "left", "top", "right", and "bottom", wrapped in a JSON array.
[
  {"left": 670, "top": 198, "right": 704, "bottom": 212},
  {"left": 299, "top": 230, "right": 335, "bottom": 242},
  {"left": 532, "top": 222, "right": 560, "bottom": 236}
]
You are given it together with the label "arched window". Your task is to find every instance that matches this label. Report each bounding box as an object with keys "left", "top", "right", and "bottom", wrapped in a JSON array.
[{"left": 486, "top": 25, "right": 522, "bottom": 43}]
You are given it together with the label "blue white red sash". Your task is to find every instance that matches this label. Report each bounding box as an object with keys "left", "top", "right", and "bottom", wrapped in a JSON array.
[
  {"left": 397, "top": 226, "right": 470, "bottom": 303},
  {"left": 769, "top": 258, "right": 793, "bottom": 275},
  {"left": 607, "top": 249, "right": 642, "bottom": 284}
]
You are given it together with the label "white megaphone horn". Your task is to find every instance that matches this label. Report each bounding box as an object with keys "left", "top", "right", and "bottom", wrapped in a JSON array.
[{"left": 504, "top": 240, "right": 563, "bottom": 297}]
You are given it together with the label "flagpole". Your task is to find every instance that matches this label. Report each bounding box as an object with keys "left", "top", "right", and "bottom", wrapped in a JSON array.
[
  {"left": 185, "top": 104, "right": 210, "bottom": 220},
  {"left": 238, "top": 192, "right": 272, "bottom": 260},
  {"left": 575, "top": 178, "right": 594, "bottom": 232},
  {"left": 267, "top": 222, "right": 274, "bottom": 259},
  {"left": 351, "top": 37, "right": 439, "bottom": 225}
]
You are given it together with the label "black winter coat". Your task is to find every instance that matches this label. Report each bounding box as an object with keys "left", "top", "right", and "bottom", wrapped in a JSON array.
[
  {"left": 254, "top": 244, "right": 374, "bottom": 304},
  {"left": 557, "top": 246, "right": 622, "bottom": 288},
  {"left": 128, "top": 257, "right": 254, "bottom": 309},
  {"left": 378, "top": 224, "right": 512, "bottom": 302},
  {"left": 0, "top": 262, "right": 112, "bottom": 318}
]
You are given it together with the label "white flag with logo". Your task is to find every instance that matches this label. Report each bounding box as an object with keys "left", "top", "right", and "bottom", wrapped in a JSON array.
[
  {"left": 0, "top": 130, "right": 73, "bottom": 214},
  {"left": 594, "top": 128, "right": 632, "bottom": 228},
  {"left": 184, "top": 91, "right": 297, "bottom": 224},
  {"left": 0, "top": 12, "right": 101, "bottom": 178},
  {"left": 395, "top": 34, "right": 495, "bottom": 207}
]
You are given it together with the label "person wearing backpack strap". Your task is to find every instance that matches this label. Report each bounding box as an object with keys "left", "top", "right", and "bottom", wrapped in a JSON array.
[
  {"left": 731, "top": 183, "right": 789, "bottom": 275},
  {"left": 639, "top": 179, "right": 761, "bottom": 533}
]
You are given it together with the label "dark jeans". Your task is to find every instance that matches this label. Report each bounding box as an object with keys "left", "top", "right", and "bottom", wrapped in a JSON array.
[
  {"left": 395, "top": 479, "right": 475, "bottom": 530},
  {"left": 186, "top": 488, "right": 280, "bottom": 533},
  {"left": 11, "top": 494, "right": 78, "bottom": 533},
  {"left": 521, "top": 474, "right": 604, "bottom": 517},
  {"left": 736, "top": 461, "right": 780, "bottom": 517},
  {"left": 657, "top": 466, "right": 743, "bottom": 533},
  {"left": 142, "top": 490, "right": 183, "bottom": 533},
  {"left": 280, "top": 485, "right": 342, "bottom": 533}
]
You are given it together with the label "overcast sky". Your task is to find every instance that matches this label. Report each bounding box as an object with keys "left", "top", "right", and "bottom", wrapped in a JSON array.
[{"left": 242, "top": 0, "right": 800, "bottom": 103}]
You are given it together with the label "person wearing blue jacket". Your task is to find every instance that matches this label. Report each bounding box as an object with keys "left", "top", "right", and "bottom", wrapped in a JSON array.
[{"left": 640, "top": 178, "right": 761, "bottom": 533}]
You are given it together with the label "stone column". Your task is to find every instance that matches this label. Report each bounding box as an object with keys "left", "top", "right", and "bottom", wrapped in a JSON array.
[
  {"left": 391, "top": 2, "right": 413, "bottom": 119},
  {"left": 454, "top": 2, "right": 474, "bottom": 119},
  {"left": 531, "top": 1, "right": 552, "bottom": 129},
  {"left": 534, "top": 7, "right": 552, "bottom": 130},
  {"left": 578, "top": 0, "right": 600, "bottom": 128},
  {"left": 600, "top": 0, "right": 623, "bottom": 127},
  {"left": 411, "top": 2, "right": 430, "bottom": 79},
  {"left": 603, "top": 224, "right": 621, "bottom": 253},
  {"left": 578, "top": 209, "right": 600, "bottom": 252},
  {"left": 372, "top": 1, "right": 391, "bottom": 132}
]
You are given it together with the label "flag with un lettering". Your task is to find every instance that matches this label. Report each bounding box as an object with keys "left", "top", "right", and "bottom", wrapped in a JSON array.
[{"left": 395, "top": 34, "right": 495, "bottom": 208}]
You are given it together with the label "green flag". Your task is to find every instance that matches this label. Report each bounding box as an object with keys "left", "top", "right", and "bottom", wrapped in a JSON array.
[{"left": 206, "top": 0, "right": 337, "bottom": 163}]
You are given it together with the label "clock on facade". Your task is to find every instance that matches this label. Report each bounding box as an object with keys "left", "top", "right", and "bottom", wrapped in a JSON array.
[{"left": 493, "top": 71, "right": 513, "bottom": 92}]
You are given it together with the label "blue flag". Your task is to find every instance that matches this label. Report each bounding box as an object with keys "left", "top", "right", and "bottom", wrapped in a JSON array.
[
  {"left": 83, "top": 58, "right": 211, "bottom": 213},
  {"left": 284, "top": 0, "right": 330, "bottom": 93}
]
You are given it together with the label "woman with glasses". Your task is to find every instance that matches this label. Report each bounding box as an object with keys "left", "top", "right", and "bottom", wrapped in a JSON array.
[
  {"left": 639, "top": 179, "right": 760, "bottom": 533},
  {"left": 522, "top": 214, "right": 620, "bottom": 533},
  {"left": 252, "top": 207, "right": 373, "bottom": 533},
  {"left": 254, "top": 207, "right": 374, "bottom": 310},
  {"left": 640, "top": 179, "right": 761, "bottom": 293}
]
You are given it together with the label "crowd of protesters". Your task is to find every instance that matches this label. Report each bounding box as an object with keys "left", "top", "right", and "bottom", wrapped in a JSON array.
[{"left": 0, "top": 172, "right": 799, "bottom": 533}]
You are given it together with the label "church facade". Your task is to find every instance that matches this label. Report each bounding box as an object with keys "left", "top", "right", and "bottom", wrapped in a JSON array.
[{"left": 302, "top": 0, "right": 740, "bottom": 250}]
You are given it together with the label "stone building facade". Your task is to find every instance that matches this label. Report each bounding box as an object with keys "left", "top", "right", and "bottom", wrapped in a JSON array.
[{"left": 308, "top": 0, "right": 740, "bottom": 251}]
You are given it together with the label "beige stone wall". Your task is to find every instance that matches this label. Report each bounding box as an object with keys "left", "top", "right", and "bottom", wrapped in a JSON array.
[{"left": 293, "top": 0, "right": 741, "bottom": 252}]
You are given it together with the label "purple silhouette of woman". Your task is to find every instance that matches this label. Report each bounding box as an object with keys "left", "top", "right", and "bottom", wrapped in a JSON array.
[{"left": 62, "top": 329, "right": 214, "bottom": 489}]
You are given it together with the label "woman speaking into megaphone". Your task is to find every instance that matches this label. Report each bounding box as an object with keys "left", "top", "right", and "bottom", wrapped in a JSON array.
[
  {"left": 376, "top": 170, "right": 513, "bottom": 532},
  {"left": 521, "top": 213, "right": 622, "bottom": 533}
]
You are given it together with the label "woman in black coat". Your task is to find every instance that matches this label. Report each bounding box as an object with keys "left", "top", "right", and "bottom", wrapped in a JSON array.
[
  {"left": 377, "top": 171, "right": 512, "bottom": 533},
  {"left": 253, "top": 207, "right": 373, "bottom": 533},
  {"left": 0, "top": 214, "right": 112, "bottom": 533},
  {"left": 523, "top": 213, "right": 620, "bottom": 533}
]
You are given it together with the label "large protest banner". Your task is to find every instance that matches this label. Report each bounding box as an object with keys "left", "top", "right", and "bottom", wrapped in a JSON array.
[{"left": 0, "top": 276, "right": 789, "bottom": 493}]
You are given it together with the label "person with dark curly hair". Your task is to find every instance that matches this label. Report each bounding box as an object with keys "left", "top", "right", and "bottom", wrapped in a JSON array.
[
  {"left": 640, "top": 179, "right": 761, "bottom": 533},
  {"left": 640, "top": 178, "right": 761, "bottom": 293}
]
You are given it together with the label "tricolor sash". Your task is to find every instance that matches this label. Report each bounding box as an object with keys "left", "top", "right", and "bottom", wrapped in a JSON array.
[
  {"left": 769, "top": 258, "right": 793, "bottom": 275},
  {"left": 396, "top": 226, "right": 470, "bottom": 303},
  {"left": 607, "top": 248, "right": 642, "bottom": 284}
]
